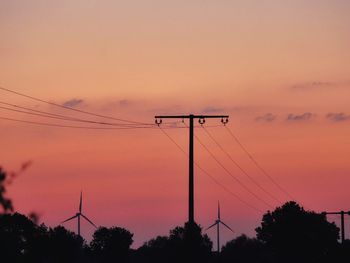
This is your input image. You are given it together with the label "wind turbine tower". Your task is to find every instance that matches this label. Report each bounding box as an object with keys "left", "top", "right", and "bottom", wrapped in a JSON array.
[
  {"left": 61, "top": 192, "right": 97, "bottom": 237},
  {"left": 206, "top": 201, "right": 234, "bottom": 253}
]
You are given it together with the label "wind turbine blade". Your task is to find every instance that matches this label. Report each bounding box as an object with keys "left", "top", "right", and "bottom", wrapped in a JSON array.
[
  {"left": 79, "top": 191, "right": 83, "bottom": 213},
  {"left": 205, "top": 222, "right": 218, "bottom": 231},
  {"left": 218, "top": 201, "right": 221, "bottom": 220},
  {"left": 61, "top": 214, "right": 78, "bottom": 224},
  {"left": 81, "top": 214, "right": 97, "bottom": 228},
  {"left": 220, "top": 221, "right": 234, "bottom": 233}
]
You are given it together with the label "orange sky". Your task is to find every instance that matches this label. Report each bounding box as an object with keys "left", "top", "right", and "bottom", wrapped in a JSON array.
[{"left": 1, "top": 0, "right": 350, "bottom": 247}]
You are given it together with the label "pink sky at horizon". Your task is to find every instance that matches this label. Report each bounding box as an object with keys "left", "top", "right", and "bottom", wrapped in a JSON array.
[{"left": 1, "top": 0, "right": 350, "bottom": 248}]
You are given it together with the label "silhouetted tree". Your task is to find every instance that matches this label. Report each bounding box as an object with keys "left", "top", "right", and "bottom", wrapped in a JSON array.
[
  {"left": 169, "top": 222, "right": 212, "bottom": 262},
  {"left": 45, "top": 226, "right": 84, "bottom": 263},
  {"left": 0, "top": 167, "right": 13, "bottom": 213},
  {"left": 90, "top": 226, "right": 134, "bottom": 263},
  {"left": 338, "top": 239, "right": 350, "bottom": 260},
  {"left": 0, "top": 212, "right": 47, "bottom": 262},
  {"left": 137, "top": 222, "right": 212, "bottom": 263},
  {"left": 136, "top": 236, "right": 169, "bottom": 263},
  {"left": 256, "top": 201, "right": 339, "bottom": 263},
  {"left": 221, "top": 234, "right": 267, "bottom": 263}
]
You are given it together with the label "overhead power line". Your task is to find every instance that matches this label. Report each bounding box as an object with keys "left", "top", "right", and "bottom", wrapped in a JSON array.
[
  {"left": 0, "top": 101, "right": 151, "bottom": 127},
  {"left": 0, "top": 116, "right": 153, "bottom": 130},
  {"left": 0, "top": 103, "right": 154, "bottom": 128},
  {"left": 0, "top": 106, "right": 221, "bottom": 130},
  {"left": 202, "top": 126, "right": 281, "bottom": 204},
  {"left": 158, "top": 126, "right": 262, "bottom": 213},
  {"left": 0, "top": 86, "right": 152, "bottom": 125},
  {"left": 224, "top": 126, "right": 296, "bottom": 201},
  {"left": 180, "top": 121, "right": 273, "bottom": 209},
  {"left": 193, "top": 130, "right": 273, "bottom": 209}
]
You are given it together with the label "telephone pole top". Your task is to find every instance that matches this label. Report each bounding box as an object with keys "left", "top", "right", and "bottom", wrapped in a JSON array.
[
  {"left": 155, "top": 114, "right": 229, "bottom": 225},
  {"left": 322, "top": 210, "right": 350, "bottom": 244}
]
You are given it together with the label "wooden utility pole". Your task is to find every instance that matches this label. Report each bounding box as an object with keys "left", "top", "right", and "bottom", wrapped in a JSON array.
[
  {"left": 322, "top": 210, "right": 350, "bottom": 243},
  {"left": 155, "top": 114, "right": 229, "bottom": 225}
]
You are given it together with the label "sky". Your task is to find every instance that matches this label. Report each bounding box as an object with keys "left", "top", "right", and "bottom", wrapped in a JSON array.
[{"left": 1, "top": 0, "right": 350, "bottom": 248}]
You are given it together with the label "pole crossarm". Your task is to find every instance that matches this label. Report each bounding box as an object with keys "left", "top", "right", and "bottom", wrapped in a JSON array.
[
  {"left": 155, "top": 115, "right": 229, "bottom": 119},
  {"left": 322, "top": 211, "right": 350, "bottom": 215},
  {"left": 155, "top": 114, "right": 229, "bottom": 225}
]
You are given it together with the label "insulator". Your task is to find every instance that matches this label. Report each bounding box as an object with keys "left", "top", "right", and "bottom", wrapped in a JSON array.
[
  {"left": 221, "top": 117, "right": 229, "bottom": 125},
  {"left": 198, "top": 118, "right": 205, "bottom": 125},
  {"left": 155, "top": 118, "right": 162, "bottom": 126}
]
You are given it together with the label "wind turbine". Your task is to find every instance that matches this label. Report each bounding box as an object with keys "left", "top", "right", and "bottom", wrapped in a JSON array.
[
  {"left": 206, "top": 201, "right": 234, "bottom": 253},
  {"left": 61, "top": 192, "right": 97, "bottom": 237}
]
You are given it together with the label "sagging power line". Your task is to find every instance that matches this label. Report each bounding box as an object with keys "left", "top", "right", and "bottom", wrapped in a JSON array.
[
  {"left": 201, "top": 126, "right": 281, "bottom": 204},
  {"left": 0, "top": 86, "right": 152, "bottom": 125},
  {"left": 158, "top": 126, "right": 263, "bottom": 213},
  {"left": 193, "top": 130, "right": 273, "bottom": 209},
  {"left": 0, "top": 101, "right": 154, "bottom": 127},
  {"left": 224, "top": 126, "right": 296, "bottom": 201}
]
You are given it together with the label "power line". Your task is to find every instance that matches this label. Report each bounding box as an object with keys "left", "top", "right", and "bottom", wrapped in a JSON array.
[
  {"left": 202, "top": 126, "right": 281, "bottom": 204},
  {"left": 193, "top": 130, "right": 273, "bottom": 209},
  {"left": 0, "top": 101, "right": 153, "bottom": 127},
  {"left": 224, "top": 125, "right": 296, "bottom": 201},
  {"left": 0, "top": 111, "right": 220, "bottom": 131},
  {"left": 158, "top": 126, "right": 262, "bottom": 213},
  {"left": 0, "top": 116, "right": 155, "bottom": 130},
  {"left": 0, "top": 86, "right": 153, "bottom": 125},
  {"left": 180, "top": 121, "right": 273, "bottom": 209},
  {"left": 0, "top": 103, "right": 155, "bottom": 128},
  {"left": 0, "top": 87, "right": 224, "bottom": 129}
]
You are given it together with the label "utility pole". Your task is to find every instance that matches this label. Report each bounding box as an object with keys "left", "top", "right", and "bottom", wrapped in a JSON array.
[
  {"left": 322, "top": 210, "right": 350, "bottom": 243},
  {"left": 155, "top": 114, "right": 229, "bottom": 225}
]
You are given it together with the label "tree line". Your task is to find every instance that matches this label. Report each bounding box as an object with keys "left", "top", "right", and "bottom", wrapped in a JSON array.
[{"left": 1, "top": 167, "right": 349, "bottom": 262}]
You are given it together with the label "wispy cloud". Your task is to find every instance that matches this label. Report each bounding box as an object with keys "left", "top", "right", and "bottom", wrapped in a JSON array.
[
  {"left": 201, "top": 106, "right": 226, "bottom": 114},
  {"left": 286, "top": 112, "right": 314, "bottom": 121},
  {"left": 326, "top": 112, "right": 350, "bottom": 122},
  {"left": 118, "top": 99, "right": 130, "bottom": 107},
  {"left": 255, "top": 113, "right": 277, "bottom": 122},
  {"left": 290, "top": 81, "right": 334, "bottom": 91},
  {"left": 62, "top": 98, "right": 84, "bottom": 108}
]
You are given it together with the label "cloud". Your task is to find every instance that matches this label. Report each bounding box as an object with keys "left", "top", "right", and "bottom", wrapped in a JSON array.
[
  {"left": 290, "top": 81, "right": 334, "bottom": 91},
  {"left": 118, "top": 99, "right": 130, "bottom": 107},
  {"left": 255, "top": 113, "right": 277, "bottom": 122},
  {"left": 326, "top": 112, "right": 350, "bottom": 122},
  {"left": 201, "top": 106, "right": 226, "bottom": 114},
  {"left": 62, "top": 98, "right": 84, "bottom": 107},
  {"left": 286, "top": 112, "right": 314, "bottom": 121}
]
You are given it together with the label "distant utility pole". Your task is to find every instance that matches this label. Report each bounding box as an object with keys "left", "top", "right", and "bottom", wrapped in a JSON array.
[
  {"left": 155, "top": 114, "right": 229, "bottom": 225},
  {"left": 322, "top": 210, "right": 350, "bottom": 243}
]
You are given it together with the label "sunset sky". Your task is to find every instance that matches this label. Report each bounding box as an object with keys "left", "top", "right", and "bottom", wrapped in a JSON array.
[{"left": 1, "top": 0, "right": 350, "bottom": 247}]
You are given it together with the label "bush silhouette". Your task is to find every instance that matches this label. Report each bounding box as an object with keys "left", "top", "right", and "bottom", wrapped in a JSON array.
[
  {"left": 46, "top": 226, "right": 84, "bottom": 263},
  {"left": 137, "top": 222, "right": 212, "bottom": 263},
  {"left": 256, "top": 201, "right": 339, "bottom": 263},
  {"left": 90, "top": 226, "right": 133, "bottom": 263},
  {"left": 0, "top": 213, "right": 48, "bottom": 262},
  {"left": 0, "top": 167, "right": 13, "bottom": 213},
  {"left": 221, "top": 234, "right": 266, "bottom": 263}
]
